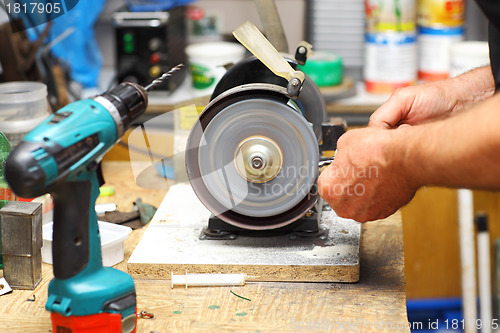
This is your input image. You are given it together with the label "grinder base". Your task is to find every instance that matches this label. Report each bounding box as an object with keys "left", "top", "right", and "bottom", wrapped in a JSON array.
[
  {"left": 200, "top": 200, "right": 325, "bottom": 240},
  {"left": 128, "top": 184, "right": 361, "bottom": 283}
]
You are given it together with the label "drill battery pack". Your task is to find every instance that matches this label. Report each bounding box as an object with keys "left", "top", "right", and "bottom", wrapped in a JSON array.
[{"left": 51, "top": 309, "right": 137, "bottom": 333}]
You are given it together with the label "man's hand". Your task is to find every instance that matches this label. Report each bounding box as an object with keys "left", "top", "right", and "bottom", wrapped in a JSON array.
[
  {"left": 318, "top": 127, "right": 418, "bottom": 222},
  {"left": 369, "top": 81, "right": 460, "bottom": 129},
  {"left": 369, "top": 66, "right": 494, "bottom": 129},
  {"left": 318, "top": 66, "right": 495, "bottom": 222}
]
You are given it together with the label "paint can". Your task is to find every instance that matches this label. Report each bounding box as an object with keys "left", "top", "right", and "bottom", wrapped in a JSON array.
[
  {"left": 364, "top": 31, "right": 418, "bottom": 93},
  {"left": 364, "top": 0, "right": 417, "bottom": 93},
  {"left": 418, "top": 0, "right": 465, "bottom": 28},
  {"left": 418, "top": 26, "right": 464, "bottom": 81}
]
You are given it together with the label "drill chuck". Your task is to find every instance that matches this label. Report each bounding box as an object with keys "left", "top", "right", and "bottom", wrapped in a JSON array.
[{"left": 94, "top": 82, "right": 148, "bottom": 138}]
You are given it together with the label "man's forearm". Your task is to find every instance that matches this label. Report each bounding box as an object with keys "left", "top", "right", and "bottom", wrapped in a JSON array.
[
  {"left": 399, "top": 92, "right": 500, "bottom": 189},
  {"left": 451, "top": 66, "right": 495, "bottom": 112}
]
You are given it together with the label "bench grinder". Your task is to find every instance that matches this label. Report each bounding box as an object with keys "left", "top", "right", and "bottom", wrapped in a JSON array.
[{"left": 186, "top": 22, "right": 343, "bottom": 232}]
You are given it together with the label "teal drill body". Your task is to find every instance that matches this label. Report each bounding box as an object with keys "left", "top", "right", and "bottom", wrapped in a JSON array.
[
  {"left": 30, "top": 99, "right": 136, "bottom": 317},
  {"left": 5, "top": 82, "right": 150, "bottom": 330}
]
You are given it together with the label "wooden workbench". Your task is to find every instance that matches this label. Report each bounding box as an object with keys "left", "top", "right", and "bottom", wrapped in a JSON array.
[{"left": 0, "top": 162, "right": 409, "bottom": 332}]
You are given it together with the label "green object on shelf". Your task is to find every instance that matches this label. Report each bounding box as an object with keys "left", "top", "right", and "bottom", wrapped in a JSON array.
[
  {"left": 298, "top": 52, "right": 343, "bottom": 87},
  {"left": 0, "top": 131, "right": 13, "bottom": 269}
]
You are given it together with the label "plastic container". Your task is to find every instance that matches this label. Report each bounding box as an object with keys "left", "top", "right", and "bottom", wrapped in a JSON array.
[
  {"left": 407, "top": 298, "right": 463, "bottom": 332},
  {"left": 186, "top": 42, "right": 246, "bottom": 90},
  {"left": 450, "top": 41, "right": 490, "bottom": 78},
  {"left": 42, "top": 221, "right": 132, "bottom": 267},
  {"left": 298, "top": 52, "right": 343, "bottom": 87},
  {"left": 0, "top": 82, "right": 50, "bottom": 147}
]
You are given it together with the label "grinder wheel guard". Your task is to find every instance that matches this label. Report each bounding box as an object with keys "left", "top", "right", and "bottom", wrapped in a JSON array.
[{"left": 186, "top": 87, "right": 319, "bottom": 230}]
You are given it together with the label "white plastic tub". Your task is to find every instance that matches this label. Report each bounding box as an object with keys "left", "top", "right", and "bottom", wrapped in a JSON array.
[
  {"left": 186, "top": 41, "right": 246, "bottom": 90},
  {"left": 450, "top": 41, "right": 490, "bottom": 77},
  {"left": 42, "top": 221, "right": 132, "bottom": 267}
]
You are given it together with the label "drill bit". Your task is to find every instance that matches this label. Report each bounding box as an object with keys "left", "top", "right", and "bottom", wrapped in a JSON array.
[{"left": 145, "top": 64, "right": 184, "bottom": 91}]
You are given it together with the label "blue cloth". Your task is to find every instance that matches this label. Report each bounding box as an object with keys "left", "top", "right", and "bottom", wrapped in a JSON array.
[
  {"left": 127, "top": 0, "right": 195, "bottom": 12},
  {"left": 24, "top": 0, "right": 106, "bottom": 88}
]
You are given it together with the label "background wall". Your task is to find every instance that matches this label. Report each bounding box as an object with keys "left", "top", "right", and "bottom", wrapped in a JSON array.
[{"left": 95, "top": 0, "right": 306, "bottom": 69}]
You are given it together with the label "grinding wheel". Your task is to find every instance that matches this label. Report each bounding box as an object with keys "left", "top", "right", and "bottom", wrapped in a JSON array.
[
  {"left": 211, "top": 56, "right": 327, "bottom": 142},
  {"left": 186, "top": 85, "right": 319, "bottom": 230}
]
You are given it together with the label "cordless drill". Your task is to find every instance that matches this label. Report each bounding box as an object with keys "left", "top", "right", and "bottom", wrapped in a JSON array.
[{"left": 4, "top": 65, "right": 183, "bottom": 333}]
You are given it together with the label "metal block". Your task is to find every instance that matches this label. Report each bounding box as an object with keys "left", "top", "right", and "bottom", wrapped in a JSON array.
[
  {"left": 0, "top": 201, "right": 42, "bottom": 255},
  {"left": 2, "top": 251, "right": 42, "bottom": 289}
]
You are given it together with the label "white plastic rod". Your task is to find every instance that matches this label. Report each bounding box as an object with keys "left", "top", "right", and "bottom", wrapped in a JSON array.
[
  {"left": 477, "top": 215, "right": 492, "bottom": 333},
  {"left": 171, "top": 272, "right": 246, "bottom": 289},
  {"left": 458, "top": 189, "right": 477, "bottom": 333}
]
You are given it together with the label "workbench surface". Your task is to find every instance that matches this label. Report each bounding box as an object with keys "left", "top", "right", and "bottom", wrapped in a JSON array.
[{"left": 0, "top": 162, "right": 409, "bottom": 332}]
